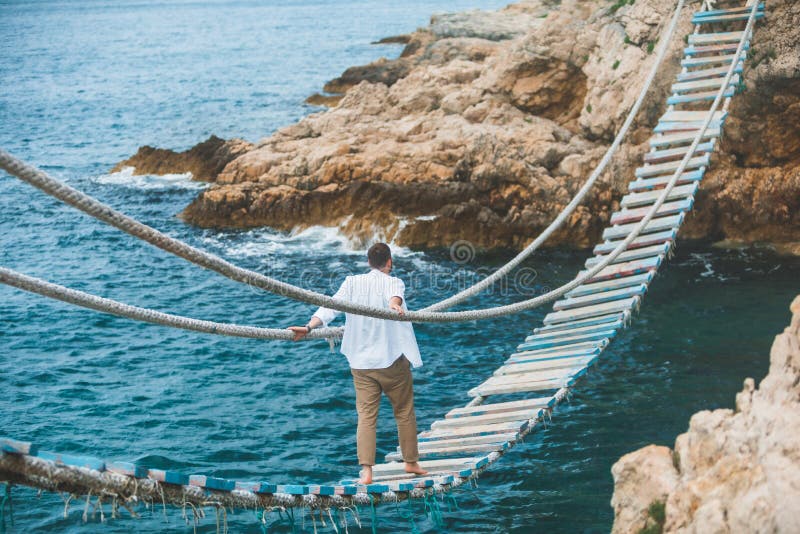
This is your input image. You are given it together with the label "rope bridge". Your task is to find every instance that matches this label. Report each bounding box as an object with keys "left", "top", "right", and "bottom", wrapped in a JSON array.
[{"left": 0, "top": 0, "right": 764, "bottom": 528}]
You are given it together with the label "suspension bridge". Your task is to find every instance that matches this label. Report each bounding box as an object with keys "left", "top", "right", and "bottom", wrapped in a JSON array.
[{"left": 0, "top": 0, "right": 765, "bottom": 529}]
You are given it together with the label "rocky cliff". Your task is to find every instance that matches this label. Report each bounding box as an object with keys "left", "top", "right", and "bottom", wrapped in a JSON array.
[
  {"left": 610, "top": 295, "right": 800, "bottom": 533},
  {"left": 118, "top": 0, "right": 800, "bottom": 254}
]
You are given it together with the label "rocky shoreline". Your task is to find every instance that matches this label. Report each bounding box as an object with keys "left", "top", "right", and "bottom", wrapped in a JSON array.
[
  {"left": 610, "top": 295, "right": 800, "bottom": 533},
  {"left": 115, "top": 0, "right": 800, "bottom": 254}
]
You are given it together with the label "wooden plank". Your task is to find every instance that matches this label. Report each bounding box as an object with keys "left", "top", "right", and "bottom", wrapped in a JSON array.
[
  {"left": 447, "top": 398, "right": 553, "bottom": 418},
  {"left": 654, "top": 120, "right": 724, "bottom": 133},
  {"left": 510, "top": 340, "right": 607, "bottom": 359},
  {"left": 672, "top": 75, "right": 740, "bottom": 93},
  {"left": 681, "top": 51, "right": 748, "bottom": 68},
  {"left": 372, "top": 456, "right": 489, "bottom": 475},
  {"left": 693, "top": 3, "right": 763, "bottom": 18},
  {"left": 308, "top": 485, "right": 338, "bottom": 496},
  {"left": 676, "top": 64, "right": 743, "bottom": 82},
  {"left": 554, "top": 285, "right": 646, "bottom": 311},
  {"left": 579, "top": 256, "right": 662, "bottom": 282},
  {"left": 667, "top": 88, "right": 736, "bottom": 105},
  {"left": 431, "top": 408, "right": 543, "bottom": 429},
  {"left": 189, "top": 475, "right": 236, "bottom": 492},
  {"left": 635, "top": 155, "right": 710, "bottom": 178},
  {"left": 0, "top": 438, "right": 38, "bottom": 456},
  {"left": 235, "top": 481, "right": 278, "bottom": 494},
  {"left": 106, "top": 461, "right": 148, "bottom": 478},
  {"left": 417, "top": 433, "right": 519, "bottom": 449},
  {"left": 659, "top": 110, "right": 727, "bottom": 122},
  {"left": 470, "top": 371, "right": 585, "bottom": 397},
  {"left": 650, "top": 129, "right": 721, "bottom": 148},
  {"left": 476, "top": 367, "right": 581, "bottom": 388},
  {"left": 688, "top": 31, "right": 745, "bottom": 45},
  {"left": 496, "top": 355, "right": 597, "bottom": 376},
  {"left": 507, "top": 346, "right": 602, "bottom": 365},
  {"left": 525, "top": 321, "right": 622, "bottom": 341},
  {"left": 36, "top": 451, "right": 105, "bottom": 472},
  {"left": 517, "top": 330, "right": 613, "bottom": 351},
  {"left": 276, "top": 485, "right": 310, "bottom": 495},
  {"left": 601, "top": 213, "right": 684, "bottom": 241},
  {"left": 147, "top": 468, "right": 189, "bottom": 486},
  {"left": 611, "top": 198, "right": 693, "bottom": 226},
  {"left": 692, "top": 12, "right": 764, "bottom": 24},
  {"left": 386, "top": 442, "right": 507, "bottom": 462},
  {"left": 683, "top": 42, "right": 750, "bottom": 56},
  {"left": 628, "top": 171, "right": 705, "bottom": 192},
  {"left": 534, "top": 311, "right": 629, "bottom": 332},
  {"left": 419, "top": 421, "right": 528, "bottom": 441},
  {"left": 593, "top": 230, "right": 676, "bottom": 254},
  {"left": 644, "top": 142, "right": 715, "bottom": 164},
  {"left": 622, "top": 183, "right": 699, "bottom": 208},
  {"left": 543, "top": 297, "right": 639, "bottom": 325},
  {"left": 585, "top": 244, "right": 670, "bottom": 269}
]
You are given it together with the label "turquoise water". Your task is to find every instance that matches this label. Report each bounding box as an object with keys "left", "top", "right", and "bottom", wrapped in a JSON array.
[{"left": 1, "top": 1, "right": 799, "bottom": 532}]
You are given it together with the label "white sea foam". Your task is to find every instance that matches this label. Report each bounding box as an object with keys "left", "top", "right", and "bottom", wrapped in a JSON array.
[{"left": 94, "top": 166, "right": 206, "bottom": 190}]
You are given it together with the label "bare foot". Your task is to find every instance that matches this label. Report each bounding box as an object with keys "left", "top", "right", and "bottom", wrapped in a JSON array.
[
  {"left": 404, "top": 462, "right": 428, "bottom": 476},
  {"left": 358, "top": 465, "right": 373, "bottom": 485}
]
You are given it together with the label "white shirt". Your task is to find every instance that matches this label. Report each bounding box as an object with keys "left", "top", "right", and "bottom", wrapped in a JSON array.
[{"left": 313, "top": 269, "right": 422, "bottom": 370}]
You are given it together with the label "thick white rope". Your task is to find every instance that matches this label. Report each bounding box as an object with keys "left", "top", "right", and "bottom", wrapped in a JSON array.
[
  {"left": 423, "top": 0, "right": 686, "bottom": 312},
  {"left": 0, "top": 0, "right": 752, "bottom": 327}
]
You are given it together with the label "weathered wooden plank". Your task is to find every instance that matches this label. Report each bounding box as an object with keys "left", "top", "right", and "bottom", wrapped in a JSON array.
[
  {"left": 417, "top": 433, "right": 519, "bottom": 449},
  {"left": 667, "top": 88, "right": 736, "bottom": 105},
  {"left": 681, "top": 51, "right": 748, "bottom": 68},
  {"left": 496, "top": 355, "right": 597, "bottom": 377},
  {"left": 610, "top": 198, "right": 693, "bottom": 226},
  {"left": 671, "top": 75, "right": 740, "bottom": 93},
  {"left": 644, "top": 142, "right": 715, "bottom": 164},
  {"left": 419, "top": 421, "right": 528, "bottom": 441},
  {"left": 189, "top": 475, "right": 236, "bottom": 492},
  {"left": 386, "top": 442, "right": 507, "bottom": 462},
  {"left": 509, "top": 340, "right": 607, "bottom": 359},
  {"left": 654, "top": 120, "right": 724, "bottom": 133},
  {"left": 602, "top": 214, "right": 684, "bottom": 241},
  {"left": 106, "top": 461, "right": 148, "bottom": 478},
  {"left": 692, "top": 12, "right": 764, "bottom": 24},
  {"left": 517, "top": 329, "right": 613, "bottom": 351},
  {"left": 585, "top": 244, "right": 670, "bottom": 269},
  {"left": 470, "top": 371, "right": 585, "bottom": 397},
  {"left": 431, "top": 408, "right": 543, "bottom": 429},
  {"left": 622, "top": 183, "right": 699, "bottom": 207},
  {"left": 525, "top": 321, "right": 621, "bottom": 341},
  {"left": 372, "top": 457, "right": 489, "bottom": 476},
  {"left": 36, "top": 451, "right": 105, "bottom": 472},
  {"left": 308, "top": 485, "right": 337, "bottom": 496},
  {"left": 554, "top": 285, "right": 646, "bottom": 311},
  {"left": 688, "top": 31, "right": 745, "bottom": 45},
  {"left": 0, "top": 438, "right": 38, "bottom": 456},
  {"left": 628, "top": 171, "right": 705, "bottom": 193},
  {"left": 276, "top": 485, "right": 310, "bottom": 495},
  {"left": 147, "top": 468, "right": 189, "bottom": 486},
  {"left": 635, "top": 155, "right": 710, "bottom": 178},
  {"left": 476, "top": 367, "right": 581, "bottom": 388},
  {"left": 235, "top": 481, "right": 278, "bottom": 494},
  {"left": 447, "top": 397, "right": 553, "bottom": 418},
  {"left": 579, "top": 256, "right": 662, "bottom": 282},
  {"left": 650, "top": 129, "right": 721, "bottom": 148},
  {"left": 677, "top": 64, "right": 743, "bottom": 82},
  {"left": 593, "top": 230, "right": 676, "bottom": 254},
  {"left": 683, "top": 42, "right": 750, "bottom": 56},
  {"left": 543, "top": 297, "right": 639, "bottom": 325},
  {"left": 533, "top": 311, "right": 629, "bottom": 332},
  {"left": 507, "top": 346, "right": 602, "bottom": 365},
  {"left": 693, "top": 3, "right": 763, "bottom": 18},
  {"left": 659, "top": 110, "right": 727, "bottom": 122}
]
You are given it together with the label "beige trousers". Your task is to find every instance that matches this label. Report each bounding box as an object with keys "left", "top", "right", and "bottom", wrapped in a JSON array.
[{"left": 350, "top": 355, "right": 419, "bottom": 466}]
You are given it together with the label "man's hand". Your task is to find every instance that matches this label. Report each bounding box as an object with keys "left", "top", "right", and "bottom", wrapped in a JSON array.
[
  {"left": 389, "top": 296, "right": 405, "bottom": 316},
  {"left": 288, "top": 326, "right": 309, "bottom": 341}
]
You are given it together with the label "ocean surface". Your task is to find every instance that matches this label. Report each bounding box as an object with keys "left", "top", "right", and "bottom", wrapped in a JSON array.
[{"left": 1, "top": 1, "right": 799, "bottom": 532}]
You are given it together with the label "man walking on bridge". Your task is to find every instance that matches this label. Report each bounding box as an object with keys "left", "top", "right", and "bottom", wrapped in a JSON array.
[{"left": 289, "top": 243, "right": 427, "bottom": 484}]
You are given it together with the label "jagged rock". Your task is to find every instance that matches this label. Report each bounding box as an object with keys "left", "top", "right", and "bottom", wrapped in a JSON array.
[
  {"left": 610, "top": 295, "right": 800, "bottom": 533},
  {"left": 116, "top": 0, "right": 800, "bottom": 253}
]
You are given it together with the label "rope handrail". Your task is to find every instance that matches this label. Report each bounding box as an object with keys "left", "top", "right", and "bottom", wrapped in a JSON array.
[
  {"left": 0, "top": 0, "right": 749, "bottom": 329},
  {"left": 423, "top": 0, "right": 686, "bottom": 312}
]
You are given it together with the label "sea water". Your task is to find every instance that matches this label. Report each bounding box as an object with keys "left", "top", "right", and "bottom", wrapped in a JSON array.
[{"left": 1, "top": 1, "right": 799, "bottom": 532}]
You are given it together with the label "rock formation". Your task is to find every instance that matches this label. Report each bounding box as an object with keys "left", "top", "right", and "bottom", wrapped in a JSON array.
[
  {"left": 610, "top": 295, "right": 800, "bottom": 533},
  {"left": 117, "top": 0, "right": 800, "bottom": 253}
]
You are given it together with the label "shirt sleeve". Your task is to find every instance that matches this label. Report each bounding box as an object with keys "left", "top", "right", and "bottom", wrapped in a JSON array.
[
  {"left": 312, "top": 277, "right": 350, "bottom": 327},
  {"left": 388, "top": 276, "right": 405, "bottom": 305}
]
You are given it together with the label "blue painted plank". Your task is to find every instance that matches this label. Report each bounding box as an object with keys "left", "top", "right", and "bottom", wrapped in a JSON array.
[
  {"left": 235, "top": 481, "right": 278, "bottom": 494},
  {"left": 106, "top": 461, "right": 148, "bottom": 478},
  {"left": 667, "top": 88, "right": 736, "bottom": 105},
  {"left": 276, "top": 484, "right": 309, "bottom": 495},
  {"left": 148, "top": 469, "right": 190, "bottom": 486},
  {"left": 516, "top": 330, "right": 613, "bottom": 351},
  {"left": 692, "top": 12, "right": 764, "bottom": 24},
  {"left": 534, "top": 311, "right": 628, "bottom": 332},
  {"left": 693, "top": 3, "right": 763, "bottom": 18},
  {"left": 308, "top": 485, "right": 337, "bottom": 496},
  {"left": 335, "top": 485, "right": 358, "bottom": 495},
  {"left": 189, "top": 475, "right": 236, "bottom": 491},
  {"left": 37, "top": 451, "right": 105, "bottom": 471},
  {"left": 654, "top": 121, "right": 723, "bottom": 133},
  {"left": 1, "top": 438, "right": 38, "bottom": 456},
  {"left": 628, "top": 172, "right": 705, "bottom": 193}
]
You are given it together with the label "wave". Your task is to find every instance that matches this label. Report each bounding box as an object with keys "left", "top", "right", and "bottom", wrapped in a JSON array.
[{"left": 93, "top": 166, "right": 206, "bottom": 190}]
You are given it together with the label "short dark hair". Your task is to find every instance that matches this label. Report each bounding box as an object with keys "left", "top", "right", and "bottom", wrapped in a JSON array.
[{"left": 368, "top": 242, "right": 392, "bottom": 268}]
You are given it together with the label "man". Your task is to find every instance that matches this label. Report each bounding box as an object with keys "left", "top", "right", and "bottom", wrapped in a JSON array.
[{"left": 289, "top": 243, "right": 428, "bottom": 484}]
